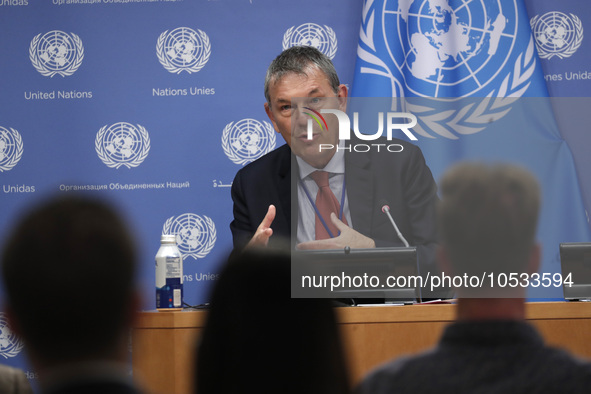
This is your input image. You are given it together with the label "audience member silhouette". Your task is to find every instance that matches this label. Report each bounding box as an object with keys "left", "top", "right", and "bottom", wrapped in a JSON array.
[
  {"left": 356, "top": 163, "right": 591, "bottom": 394},
  {"left": 196, "top": 247, "right": 351, "bottom": 394},
  {"left": 1, "top": 196, "right": 143, "bottom": 394}
]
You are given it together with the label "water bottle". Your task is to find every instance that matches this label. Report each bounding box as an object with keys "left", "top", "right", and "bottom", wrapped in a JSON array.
[{"left": 155, "top": 234, "right": 183, "bottom": 310}]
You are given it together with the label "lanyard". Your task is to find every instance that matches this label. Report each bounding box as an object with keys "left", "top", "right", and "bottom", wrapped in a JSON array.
[{"left": 300, "top": 176, "right": 347, "bottom": 239}]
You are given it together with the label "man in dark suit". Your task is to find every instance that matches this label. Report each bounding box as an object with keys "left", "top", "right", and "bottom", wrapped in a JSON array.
[
  {"left": 1, "top": 196, "right": 143, "bottom": 394},
  {"left": 230, "top": 46, "right": 438, "bottom": 280}
]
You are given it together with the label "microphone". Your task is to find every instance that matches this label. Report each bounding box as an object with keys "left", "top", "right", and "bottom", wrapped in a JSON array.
[{"left": 379, "top": 199, "right": 410, "bottom": 247}]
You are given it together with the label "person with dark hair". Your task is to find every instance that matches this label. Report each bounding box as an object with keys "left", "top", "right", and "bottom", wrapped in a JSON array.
[
  {"left": 231, "top": 46, "right": 439, "bottom": 288},
  {"left": 195, "top": 247, "right": 350, "bottom": 394},
  {"left": 1, "top": 195, "right": 143, "bottom": 394},
  {"left": 356, "top": 163, "right": 591, "bottom": 394}
]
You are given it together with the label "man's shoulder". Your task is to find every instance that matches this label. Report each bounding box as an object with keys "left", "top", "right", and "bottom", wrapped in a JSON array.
[
  {"left": 356, "top": 351, "right": 436, "bottom": 394},
  {"left": 235, "top": 143, "right": 290, "bottom": 178},
  {"left": 357, "top": 322, "right": 591, "bottom": 394},
  {"left": 0, "top": 364, "right": 32, "bottom": 393},
  {"left": 520, "top": 344, "right": 591, "bottom": 393},
  {"left": 0, "top": 364, "right": 23, "bottom": 376},
  {"left": 46, "top": 380, "right": 142, "bottom": 394},
  {"left": 539, "top": 343, "right": 591, "bottom": 373}
]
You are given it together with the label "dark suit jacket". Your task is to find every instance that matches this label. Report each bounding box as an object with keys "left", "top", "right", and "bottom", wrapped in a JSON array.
[
  {"left": 230, "top": 137, "right": 438, "bottom": 276},
  {"left": 41, "top": 364, "right": 142, "bottom": 394},
  {"left": 44, "top": 380, "right": 141, "bottom": 394}
]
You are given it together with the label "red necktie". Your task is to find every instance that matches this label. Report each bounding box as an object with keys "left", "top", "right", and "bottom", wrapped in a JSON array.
[{"left": 309, "top": 171, "right": 347, "bottom": 240}]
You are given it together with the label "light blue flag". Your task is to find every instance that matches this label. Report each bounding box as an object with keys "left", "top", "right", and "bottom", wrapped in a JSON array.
[{"left": 351, "top": 0, "right": 591, "bottom": 299}]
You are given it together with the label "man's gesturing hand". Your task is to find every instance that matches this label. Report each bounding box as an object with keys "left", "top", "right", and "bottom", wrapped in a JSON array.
[
  {"left": 297, "top": 213, "right": 376, "bottom": 250},
  {"left": 247, "top": 205, "right": 276, "bottom": 248}
]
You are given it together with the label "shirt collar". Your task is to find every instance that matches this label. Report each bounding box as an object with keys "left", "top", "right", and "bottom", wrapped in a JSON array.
[
  {"left": 441, "top": 320, "right": 543, "bottom": 348},
  {"left": 296, "top": 140, "right": 345, "bottom": 180}
]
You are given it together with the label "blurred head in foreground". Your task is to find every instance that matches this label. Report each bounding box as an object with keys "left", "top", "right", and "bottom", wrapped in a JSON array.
[
  {"left": 357, "top": 164, "right": 591, "bottom": 394},
  {"left": 1, "top": 195, "right": 139, "bottom": 370},
  {"left": 196, "top": 247, "right": 350, "bottom": 394},
  {"left": 437, "top": 162, "right": 541, "bottom": 302}
]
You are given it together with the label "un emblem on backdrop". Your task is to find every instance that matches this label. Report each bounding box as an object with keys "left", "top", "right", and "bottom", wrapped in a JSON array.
[
  {"left": 29, "top": 31, "right": 84, "bottom": 77},
  {"left": 378, "top": 0, "right": 519, "bottom": 97},
  {"left": 283, "top": 23, "right": 337, "bottom": 59},
  {"left": 531, "top": 12, "right": 583, "bottom": 59},
  {"left": 157, "top": 27, "right": 211, "bottom": 74},
  {"left": 222, "top": 119, "right": 276, "bottom": 166},
  {"left": 95, "top": 122, "right": 150, "bottom": 169},
  {"left": 0, "top": 313, "right": 24, "bottom": 359},
  {"left": 0, "top": 126, "right": 23, "bottom": 172},
  {"left": 357, "top": 0, "right": 536, "bottom": 139},
  {"left": 163, "top": 214, "right": 217, "bottom": 260}
]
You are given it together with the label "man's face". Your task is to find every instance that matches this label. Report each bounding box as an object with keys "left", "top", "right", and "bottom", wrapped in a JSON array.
[{"left": 264, "top": 66, "right": 347, "bottom": 169}]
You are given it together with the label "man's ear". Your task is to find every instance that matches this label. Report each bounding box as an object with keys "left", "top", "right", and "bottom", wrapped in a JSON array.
[
  {"left": 337, "top": 84, "right": 348, "bottom": 111},
  {"left": 264, "top": 103, "right": 280, "bottom": 134}
]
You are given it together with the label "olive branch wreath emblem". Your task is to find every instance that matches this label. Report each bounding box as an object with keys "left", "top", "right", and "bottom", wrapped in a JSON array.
[
  {"left": 162, "top": 215, "right": 217, "bottom": 260},
  {"left": 357, "top": 0, "right": 537, "bottom": 139}
]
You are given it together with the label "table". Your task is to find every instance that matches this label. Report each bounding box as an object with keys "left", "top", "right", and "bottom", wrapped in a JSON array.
[{"left": 132, "top": 302, "right": 591, "bottom": 394}]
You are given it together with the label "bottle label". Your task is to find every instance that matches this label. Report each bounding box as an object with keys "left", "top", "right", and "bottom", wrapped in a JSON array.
[
  {"left": 156, "top": 277, "right": 183, "bottom": 309},
  {"left": 166, "top": 256, "right": 182, "bottom": 277}
]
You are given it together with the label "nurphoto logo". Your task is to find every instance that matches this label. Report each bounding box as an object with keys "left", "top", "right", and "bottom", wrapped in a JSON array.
[{"left": 304, "top": 109, "right": 417, "bottom": 152}]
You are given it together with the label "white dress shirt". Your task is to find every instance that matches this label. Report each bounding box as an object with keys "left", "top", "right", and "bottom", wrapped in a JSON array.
[{"left": 296, "top": 144, "right": 353, "bottom": 243}]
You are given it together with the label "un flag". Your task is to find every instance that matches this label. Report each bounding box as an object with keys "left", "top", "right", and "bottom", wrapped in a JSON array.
[{"left": 351, "top": 0, "right": 591, "bottom": 299}]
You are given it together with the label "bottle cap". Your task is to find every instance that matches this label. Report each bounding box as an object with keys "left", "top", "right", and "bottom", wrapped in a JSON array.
[{"left": 160, "top": 234, "right": 177, "bottom": 244}]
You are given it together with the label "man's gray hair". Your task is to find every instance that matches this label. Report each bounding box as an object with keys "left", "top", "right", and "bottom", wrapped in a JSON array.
[
  {"left": 438, "top": 162, "right": 541, "bottom": 275},
  {"left": 264, "top": 46, "right": 340, "bottom": 104}
]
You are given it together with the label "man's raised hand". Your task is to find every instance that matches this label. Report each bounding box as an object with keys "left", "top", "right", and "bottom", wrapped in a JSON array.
[{"left": 246, "top": 205, "right": 276, "bottom": 248}]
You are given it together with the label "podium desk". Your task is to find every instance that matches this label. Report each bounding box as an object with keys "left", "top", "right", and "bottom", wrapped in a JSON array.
[{"left": 132, "top": 302, "right": 591, "bottom": 394}]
